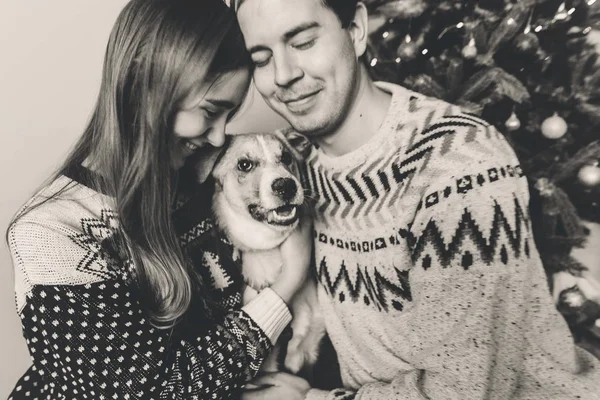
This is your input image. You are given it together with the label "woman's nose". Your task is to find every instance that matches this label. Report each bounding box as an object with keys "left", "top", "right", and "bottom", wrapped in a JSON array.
[{"left": 206, "top": 124, "right": 226, "bottom": 148}]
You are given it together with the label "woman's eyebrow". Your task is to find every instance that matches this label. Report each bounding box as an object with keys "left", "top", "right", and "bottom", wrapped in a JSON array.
[{"left": 206, "top": 99, "right": 236, "bottom": 109}]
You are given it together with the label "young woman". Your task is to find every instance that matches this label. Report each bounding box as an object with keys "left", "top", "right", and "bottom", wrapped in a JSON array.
[{"left": 6, "top": 0, "right": 311, "bottom": 398}]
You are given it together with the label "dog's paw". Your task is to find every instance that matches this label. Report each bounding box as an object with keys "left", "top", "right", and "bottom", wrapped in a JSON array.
[{"left": 284, "top": 347, "right": 306, "bottom": 374}]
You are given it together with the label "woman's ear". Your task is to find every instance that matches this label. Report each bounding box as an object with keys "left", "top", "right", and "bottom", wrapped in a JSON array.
[
  {"left": 194, "top": 136, "right": 230, "bottom": 183},
  {"left": 273, "top": 127, "right": 312, "bottom": 161},
  {"left": 349, "top": 3, "right": 369, "bottom": 58}
]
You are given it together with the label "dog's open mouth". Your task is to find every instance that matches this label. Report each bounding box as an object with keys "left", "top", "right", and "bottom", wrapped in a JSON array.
[
  {"left": 267, "top": 205, "right": 298, "bottom": 226},
  {"left": 248, "top": 204, "right": 301, "bottom": 226}
]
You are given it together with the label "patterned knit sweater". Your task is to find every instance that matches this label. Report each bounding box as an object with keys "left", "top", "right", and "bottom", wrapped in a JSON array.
[
  {"left": 7, "top": 166, "right": 291, "bottom": 399},
  {"left": 303, "top": 82, "right": 600, "bottom": 400}
]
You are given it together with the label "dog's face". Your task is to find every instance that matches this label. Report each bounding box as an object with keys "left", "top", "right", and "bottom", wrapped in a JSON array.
[{"left": 212, "top": 133, "right": 305, "bottom": 232}]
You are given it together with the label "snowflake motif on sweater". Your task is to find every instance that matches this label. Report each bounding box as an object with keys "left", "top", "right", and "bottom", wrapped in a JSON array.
[{"left": 69, "top": 209, "right": 134, "bottom": 281}]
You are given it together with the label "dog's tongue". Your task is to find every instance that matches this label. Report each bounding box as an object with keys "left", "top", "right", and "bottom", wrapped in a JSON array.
[{"left": 276, "top": 206, "right": 294, "bottom": 217}]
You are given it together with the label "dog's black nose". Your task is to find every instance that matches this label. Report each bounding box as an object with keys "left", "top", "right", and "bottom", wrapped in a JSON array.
[{"left": 272, "top": 177, "right": 297, "bottom": 200}]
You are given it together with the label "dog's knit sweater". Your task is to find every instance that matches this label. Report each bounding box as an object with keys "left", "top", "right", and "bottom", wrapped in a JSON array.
[
  {"left": 7, "top": 167, "right": 291, "bottom": 399},
  {"left": 303, "top": 82, "right": 600, "bottom": 400}
]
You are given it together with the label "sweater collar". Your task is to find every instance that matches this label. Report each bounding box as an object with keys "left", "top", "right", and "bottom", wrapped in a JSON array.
[
  {"left": 63, "top": 164, "right": 108, "bottom": 195},
  {"left": 309, "top": 82, "right": 412, "bottom": 170}
]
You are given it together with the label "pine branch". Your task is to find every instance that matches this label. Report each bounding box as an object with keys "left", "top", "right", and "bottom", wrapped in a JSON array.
[
  {"left": 446, "top": 58, "right": 464, "bottom": 97},
  {"left": 374, "top": 0, "right": 429, "bottom": 19},
  {"left": 480, "top": 3, "right": 531, "bottom": 63},
  {"left": 457, "top": 68, "right": 499, "bottom": 101},
  {"left": 494, "top": 69, "right": 531, "bottom": 103},
  {"left": 456, "top": 67, "right": 528, "bottom": 105},
  {"left": 455, "top": 101, "right": 484, "bottom": 115},
  {"left": 585, "top": 67, "right": 600, "bottom": 89},
  {"left": 577, "top": 103, "right": 600, "bottom": 125},
  {"left": 588, "top": 1, "right": 600, "bottom": 30},
  {"left": 570, "top": 52, "right": 598, "bottom": 91},
  {"left": 404, "top": 74, "right": 447, "bottom": 99},
  {"left": 471, "top": 22, "right": 490, "bottom": 54}
]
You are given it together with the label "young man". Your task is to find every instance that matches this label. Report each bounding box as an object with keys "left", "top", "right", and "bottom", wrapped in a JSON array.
[{"left": 236, "top": 0, "right": 600, "bottom": 399}]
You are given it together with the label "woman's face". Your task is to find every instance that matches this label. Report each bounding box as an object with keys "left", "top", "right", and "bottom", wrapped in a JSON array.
[{"left": 171, "top": 68, "right": 250, "bottom": 170}]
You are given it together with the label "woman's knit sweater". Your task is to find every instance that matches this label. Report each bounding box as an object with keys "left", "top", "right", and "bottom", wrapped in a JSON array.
[
  {"left": 304, "top": 82, "right": 600, "bottom": 400},
  {"left": 7, "top": 166, "right": 291, "bottom": 399}
]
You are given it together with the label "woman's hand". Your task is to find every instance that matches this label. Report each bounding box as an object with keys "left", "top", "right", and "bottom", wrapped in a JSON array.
[
  {"left": 242, "top": 372, "right": 311, "bottom": 400},
  {"left": 271, "top": 215, "right": 313, "bottom": 304}
]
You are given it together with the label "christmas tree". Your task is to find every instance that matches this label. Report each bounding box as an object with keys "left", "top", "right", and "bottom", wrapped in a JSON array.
[{"left": 364, "top": 0, "right": 600, "bottom": 356}]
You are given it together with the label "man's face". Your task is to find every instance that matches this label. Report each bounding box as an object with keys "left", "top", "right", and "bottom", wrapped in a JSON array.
[{"left": 237, "top": 0, "right": 361, "bottom": 137}]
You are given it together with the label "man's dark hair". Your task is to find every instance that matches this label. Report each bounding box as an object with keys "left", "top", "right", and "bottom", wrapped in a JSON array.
[
  {"left": 323, "top": 0, "right": 358, "bottom": 28},
  {"left": 234, "top": 0, "right": 359, "bottom": 28}
]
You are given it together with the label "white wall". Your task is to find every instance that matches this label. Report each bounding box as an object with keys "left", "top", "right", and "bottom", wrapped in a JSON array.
[{"left": 0, "top": 2, "right": 286, "bottom": 397}]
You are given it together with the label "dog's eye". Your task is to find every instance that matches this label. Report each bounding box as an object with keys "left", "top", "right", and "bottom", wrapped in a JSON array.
[
  {"left": 237, "top": 159, "right": 254, "bottom": 172},
  {"left": 281, "top": 151, "right": 293, "bottom": 166}
]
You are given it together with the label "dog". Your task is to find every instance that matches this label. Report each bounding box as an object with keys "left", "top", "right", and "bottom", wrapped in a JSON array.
[{"left": 199, "top": 131, "right": 325, "bottom": 377}]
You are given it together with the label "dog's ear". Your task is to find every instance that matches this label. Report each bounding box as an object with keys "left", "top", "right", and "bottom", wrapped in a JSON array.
[
  {"left": 193, "top": 136, "right": 230, "bottom": 184},
  {"left": 273, "top": 127, "right": 312, "bottom": 161}
]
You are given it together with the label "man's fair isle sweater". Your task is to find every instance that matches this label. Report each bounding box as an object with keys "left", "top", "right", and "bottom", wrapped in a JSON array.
[
  {"left": 303, "top": 82, "right": 600, "bottom": 400},
  {"left": 7, "top": 167, "right": 291, "bottom": 399}
]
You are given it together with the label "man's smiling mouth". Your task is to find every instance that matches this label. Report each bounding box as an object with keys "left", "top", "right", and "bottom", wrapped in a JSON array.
[
  {"left": 281, "top": 90, "right": 320, "bottom": 104},
  {"left": 280, "top": 90, "right": 321, "bottom": 113}
]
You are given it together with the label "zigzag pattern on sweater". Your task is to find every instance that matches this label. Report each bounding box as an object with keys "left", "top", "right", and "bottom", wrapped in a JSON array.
[
  {"left": 303, "top": 111, "right": 510, "bottom": 230},
  {"left": 179, "top": 219, "right": 213, "bottom": 246},
  {"left": 405, "top": 196, "right": 532, "bottom": 270},
  {"left": 316, "top": 256, "right": 413, "bottom": 312},
  {"left": 221, "top": 311, "right": 273, "bottom": 380},
  {"left": 316, "top": 197, "right": 530, "bottom": 312}
]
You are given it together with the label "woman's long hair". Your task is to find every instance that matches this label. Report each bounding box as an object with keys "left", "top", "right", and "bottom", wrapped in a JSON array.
[{"left": 9, "top": 0, "right": 252, "bottom": 327}]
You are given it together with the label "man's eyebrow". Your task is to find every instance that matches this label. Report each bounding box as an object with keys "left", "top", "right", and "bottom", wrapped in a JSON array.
[
  {"left": 248, "top": 22, "right": 320, "bottom": 54},
  {"left": 283, "top": 22, "right": 320, "bottom": 41}
]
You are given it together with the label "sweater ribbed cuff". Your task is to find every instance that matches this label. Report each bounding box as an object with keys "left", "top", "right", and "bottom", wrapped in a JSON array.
[
  {"left": 242, "top": 287, "right": 292, "bottom": 345},
  {"left": 305, "top": 388, "right": 331, "bottom": 400}
]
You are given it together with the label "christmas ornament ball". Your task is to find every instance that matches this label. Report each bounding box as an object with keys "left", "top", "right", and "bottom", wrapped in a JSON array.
[
  {"left": 514, "top": 32, "right": 539, "bottom": 54},
  {"left": 578, "top": 164, "right": 600, "bottom": 187},
  {"left": 397, "top": 40, "right": 419, "bottom": 61},
  {"left": 541, "top": 113, "right": 568, "bottom": 139},
  {"left": 505, "top": 112, "right": 521, "bottom": 131}
]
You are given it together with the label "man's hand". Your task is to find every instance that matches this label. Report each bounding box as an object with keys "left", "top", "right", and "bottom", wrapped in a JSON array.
[{"left": 242, "top": 372, "right": 311, "bottom": 400}]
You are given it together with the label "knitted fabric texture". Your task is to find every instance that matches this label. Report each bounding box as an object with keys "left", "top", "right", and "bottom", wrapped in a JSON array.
[
  {"left": 303, "top": 82, "right": 600, "bottom": 400},
  {"left": 7, "top": 168, "right": 291, "bottom": 399}
]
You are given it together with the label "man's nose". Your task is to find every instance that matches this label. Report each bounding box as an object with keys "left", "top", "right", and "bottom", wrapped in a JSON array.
[{"left": 274, "top": 53, "right": 303, "bottom": 87}]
